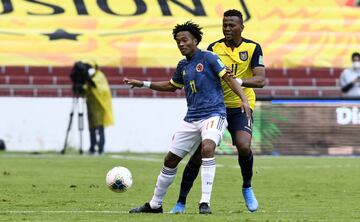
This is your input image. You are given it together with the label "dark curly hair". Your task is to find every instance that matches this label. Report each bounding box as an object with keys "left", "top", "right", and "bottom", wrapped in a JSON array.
[
  {"left": 224, "top": 9, "right": 243, "bottom": 24},
  {"left": 352, "top": 52, "right": 360, "bottom": 61},
  {"left": 172, "top": 21, "right": 203, "bottom": 45}
]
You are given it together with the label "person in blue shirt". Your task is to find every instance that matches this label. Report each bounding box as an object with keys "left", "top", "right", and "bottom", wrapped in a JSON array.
[{"left": 124, "top": 21, "right": 250, "bottom": 214}]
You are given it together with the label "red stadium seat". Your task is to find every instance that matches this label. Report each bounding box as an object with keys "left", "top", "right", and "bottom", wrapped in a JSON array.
[
  {"left": 266, "top": 68, "right": 286, "bottom": 78},
  {"left": 107, "top": 77, "right": 124, "bottom": 85},
  {"left": 292, "top": 78, "right": 315, "bottom": 86},
  {"left": 55, "top": 76, "right": 71, "bottom": 85},
  {"left": 28, "top": 66, "right": 51, "bottom": 76},
  {"left": 9, "top": 76, "right": 30, "bottom": 85},
  {"left": 144, "top": 67, "right": 171, "bottom": 77},
  {"left": 60, "top": 88, "right": 73, "bottom": 97},
  {"left": 286, "top": 68, "right": 307, "bottom": 78},
  {"left": 52, "top": 66, "right": 72, "bottom": 77},
  {"left": 13, "top": 88, "right": 34, "bottom": 97},
  {"left": 332, "top": 68, "right": 343, "bottom": 78},
  {"left": 112, "top": 89, "right": 131, "bottom": 97},
  {"left": 320, "top": 89, "right": 341, "bottom": 97},
  {"left": 132, "top": 88, "right": 155, "bottom": 97},
  {"left": 122, "top": 67, "right": 145, "bottom": 77},
  {"left": 101, "top": 67, "right": 121, "bottom": 77},
  {"left": 254, "top": 89, "right": 273, "bottom": 97},
  {"left": 0, "top": 88, "right": 11, "bottom": 96},
  {"left": 3, "top": 66, "right": 28, "bottom": 75},
  {"left": 33, "top": 76, "right": 55, "bottom": 85},
  {"left": 308, "top": 68, "right": 332, "bottom": 78},
  {"left": 267, "top": 78, "right": 289, "bottom": 86},
  {"left": 36, "top": 88, "right": 60, "bottom": 97},
  {"left": 315, "top": 78, "right": 338, "bottom": 87},
  {"left": 0, "top": 75, "right": 9, "bottom": 84},
  {"left": 297, "top": 89, "right": 321, "bottom": 97},
  {"left": 273, "top": 89, "right": 296, "bottom": 97}
]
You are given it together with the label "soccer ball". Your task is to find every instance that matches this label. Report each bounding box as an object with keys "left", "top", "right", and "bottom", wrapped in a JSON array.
[{"left": 105, "top": 166, "right": 133, "bottom": 193}]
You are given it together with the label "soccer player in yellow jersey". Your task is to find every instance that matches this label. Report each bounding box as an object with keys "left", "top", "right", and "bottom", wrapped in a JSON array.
[{"left": 170, "top": 9, "right": 266, "bottom": 213}]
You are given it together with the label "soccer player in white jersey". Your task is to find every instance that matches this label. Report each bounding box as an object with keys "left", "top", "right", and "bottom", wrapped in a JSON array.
[{"left": 124, "top": 21, "right": 250, "bottom": 214}]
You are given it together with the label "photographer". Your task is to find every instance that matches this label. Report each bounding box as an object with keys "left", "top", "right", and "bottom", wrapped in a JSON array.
[{"left": 71, "top": 60, "right": 114, "bottom": 155}]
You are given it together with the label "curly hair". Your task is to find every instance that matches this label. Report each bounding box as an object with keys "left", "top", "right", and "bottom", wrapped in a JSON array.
[
  {"left": 224, "top": 9, "right": 243, "bottom": 24},
  {"left": 352, "top": 52, "right": 360, "bottom": 61},
  {"left": 172, "top": 20, "right": 203, "bottom": 45}
]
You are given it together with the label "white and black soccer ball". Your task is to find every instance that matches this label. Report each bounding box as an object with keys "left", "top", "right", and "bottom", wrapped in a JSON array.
[{"left": 105, "top": 166, "right": 133, "bottom": 193}]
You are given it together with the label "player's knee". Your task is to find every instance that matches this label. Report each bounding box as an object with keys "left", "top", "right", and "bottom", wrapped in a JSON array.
[
  {"left": 164, "top": 152, "right": 182, "bottom": 168},
  {"left": 201, "top": 139, "right": 216, "bottom": 158},
  {"left": 235, "top": 140, "right": 251, "bottom": 156}
]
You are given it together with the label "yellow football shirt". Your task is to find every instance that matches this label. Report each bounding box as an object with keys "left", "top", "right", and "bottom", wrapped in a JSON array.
[{"left": 207, "top": 38, "right": 264, "bottom": 110}]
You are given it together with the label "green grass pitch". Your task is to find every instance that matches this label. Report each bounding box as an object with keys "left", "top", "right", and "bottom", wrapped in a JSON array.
[{"left": 0, "top": 152, "right": 359, "bottom": 222}]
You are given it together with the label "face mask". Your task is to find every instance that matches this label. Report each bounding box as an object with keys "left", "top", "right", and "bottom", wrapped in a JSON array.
[{"left": 353, "top": 61, "right": 360, "bottom": 69}]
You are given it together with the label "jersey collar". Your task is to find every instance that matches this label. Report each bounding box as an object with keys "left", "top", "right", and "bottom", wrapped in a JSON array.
[{"left": 186, "top": 48, "right": 202, "bottom": 61}]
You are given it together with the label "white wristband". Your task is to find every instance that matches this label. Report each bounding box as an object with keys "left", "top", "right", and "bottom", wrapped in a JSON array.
[
  {"left": 236, "top": 78, "right": 243, "bottom": 86},
  {"left": 143, "top": 81, "right": 151, "bottom": 88}
]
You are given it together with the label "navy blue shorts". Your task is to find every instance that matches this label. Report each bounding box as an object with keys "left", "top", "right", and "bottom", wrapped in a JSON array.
[{"left": 226, "top": 107, "right": 254, "bottom": 144}]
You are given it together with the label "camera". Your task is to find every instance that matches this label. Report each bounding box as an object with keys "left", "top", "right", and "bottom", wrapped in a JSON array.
[{"left": 70, "top": 61, "right": 92, "bottom": 96}]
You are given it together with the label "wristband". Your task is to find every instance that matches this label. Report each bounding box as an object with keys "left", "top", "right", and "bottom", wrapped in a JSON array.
[
  {"left": 143, "top": 81, "right": 151, "bottom": 88},
  {"left": 236, "top": 78, "right": 243, "bottom": 86}
]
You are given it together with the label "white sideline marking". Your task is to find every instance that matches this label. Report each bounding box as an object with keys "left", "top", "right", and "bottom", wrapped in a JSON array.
[
  {"left": 109, "top": 155, "right": 357, "bottom": 169},
  {"left": 109, "top": 155, "right": 226, "bottom": 167},
  {"left": 0, "top": 210, "right": 317, "bottom": 214},
  {"left": 0, "top": 153, "right": 357, "bottom": 170},
  {"left": 1, "top": 210, "right": 129, "bottom": 214}
]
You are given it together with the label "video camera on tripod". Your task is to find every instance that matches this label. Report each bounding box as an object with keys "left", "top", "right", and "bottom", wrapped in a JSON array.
[
  {"left": 61, "top": 61, "right": 97, "bottom": 154},
  {"left": 70, "top": 61, "right": 96, "bottom": 96}
]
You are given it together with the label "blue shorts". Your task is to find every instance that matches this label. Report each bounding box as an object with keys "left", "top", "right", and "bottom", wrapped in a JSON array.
[{"left": 226, "top": 108, "right": 254, "bottom": 144}]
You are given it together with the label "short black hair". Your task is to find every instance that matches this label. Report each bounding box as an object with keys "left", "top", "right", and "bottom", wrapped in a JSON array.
[
  {"left": 352, "top": 52, "right": 360, "bottom": 61},
  {"left": 172, "top": 20, "right": 203, "bottom": 45},
  {"left": 224, "top": 9, "right": 244, "bottom": 24}
]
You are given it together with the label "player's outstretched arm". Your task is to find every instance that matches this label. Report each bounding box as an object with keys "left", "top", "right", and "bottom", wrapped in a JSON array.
[
  {"left": 222, "top": 73, "right": 251, "bottom": 118},
  {"left": 123, "top": 78, "right": 178, "bottom": 92},
  {"left": 241, "top": 67, "right": 266, "bottom": 88}
]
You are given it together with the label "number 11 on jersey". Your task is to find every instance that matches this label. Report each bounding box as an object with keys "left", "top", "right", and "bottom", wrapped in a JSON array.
[{"left": 189, "top": 80, "right": 197, "bottom": 93}]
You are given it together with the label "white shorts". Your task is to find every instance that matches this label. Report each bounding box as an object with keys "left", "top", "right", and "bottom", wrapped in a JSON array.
[{"left": 170, "top": 115, "right": 228, "bottom": 158}]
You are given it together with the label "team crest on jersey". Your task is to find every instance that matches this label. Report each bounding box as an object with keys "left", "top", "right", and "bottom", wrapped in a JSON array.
[
  {"left": 239, "top": 51, "right": 248, "bottom": 61},
  {"left": 196, "top": 63, "right": 204, "bottom": 72}
]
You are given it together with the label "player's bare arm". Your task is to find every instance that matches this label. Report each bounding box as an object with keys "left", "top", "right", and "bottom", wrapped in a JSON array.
[
  {"left": 241, "top": 67, "right": 266, "bottom": 88},
  {"left": 123, "top": 78, "right": 178, "bottom": 92},
  {"left": 221, "top": 72, "right": 251, "bottom": 118}
]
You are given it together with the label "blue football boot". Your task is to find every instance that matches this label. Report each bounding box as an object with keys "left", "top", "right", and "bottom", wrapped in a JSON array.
[
  {"left": 242, "top": 187, "right": 258, "bottom": 212},
  {"left": 169, "top": 202, "right": 185, "bottom": 214}
]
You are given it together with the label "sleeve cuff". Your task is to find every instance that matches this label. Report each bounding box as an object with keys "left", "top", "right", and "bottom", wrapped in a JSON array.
[
  {"left": 170, "top": 79, "right": 183, "bottom": 88},
  {"left": 218, "top": 68, "right": 227, "bottom": 78}
]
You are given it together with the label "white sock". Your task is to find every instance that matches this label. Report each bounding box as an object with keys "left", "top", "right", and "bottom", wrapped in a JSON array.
[
  {"left": 200, "top": 157, "right": 216, "bottom": 204},
  {"left": 149, "top": 166, "right": 177, "bottom": 209}
]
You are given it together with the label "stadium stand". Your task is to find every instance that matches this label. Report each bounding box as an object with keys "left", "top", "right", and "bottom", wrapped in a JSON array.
[{"left": 0, "top": 65, "right": 343, "bottom": 98}]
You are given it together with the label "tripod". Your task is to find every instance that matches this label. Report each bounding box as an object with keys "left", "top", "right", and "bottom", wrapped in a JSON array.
[{"left": 61, "top": 97, "right": 85, "bottom": 154}]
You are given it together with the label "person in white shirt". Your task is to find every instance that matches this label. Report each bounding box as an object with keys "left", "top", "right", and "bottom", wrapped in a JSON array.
[{"left": 340, "top": 52, "right": 360, "bottom": 97}]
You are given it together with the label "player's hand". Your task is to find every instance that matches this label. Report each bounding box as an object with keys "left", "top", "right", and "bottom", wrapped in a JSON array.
[
  {"left": 240, "top": 100, "right": 251, "bottom": 120},
  {"left": 123, "top": 78, "right": 144, "bottom": 88},
  {"left": 225, "top": 66, "right": 236, "bottom": 78}
]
